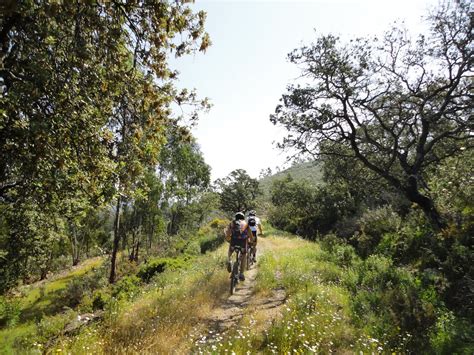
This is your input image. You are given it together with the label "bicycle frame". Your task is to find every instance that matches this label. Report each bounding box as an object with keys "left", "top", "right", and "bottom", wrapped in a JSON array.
[
  {"left": 247, "top": 244, "right": 255, "bottom": 270},
  {"left": 230, "top": 245, "right": 244, "bottom": 294}
]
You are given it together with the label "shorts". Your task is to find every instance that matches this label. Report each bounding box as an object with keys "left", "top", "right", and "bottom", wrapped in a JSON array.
[
  {"left": 249, "top": 230, "right": 257, "bottom": 245},
  {"left": 230, "top": 238, "right": 247, "bottom": 253}
]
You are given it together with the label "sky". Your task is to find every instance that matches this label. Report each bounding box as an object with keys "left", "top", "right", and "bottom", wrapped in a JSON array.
[{"left": 171, "top": 0, "right": 440, "bottom": 181}]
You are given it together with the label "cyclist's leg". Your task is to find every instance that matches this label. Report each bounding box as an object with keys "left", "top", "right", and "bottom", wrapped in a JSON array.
[
  {"left": 254, "top": 234, "right": 258, "bottom": 261},
  {"left": 252, "top": 231, "right": 257, "bottom": 261},
  {"left": 239, "top": 239, "right": 247, "bottom": 279},
  {"left": 227, "top": 241, "right": 235, "bottom": 272}
]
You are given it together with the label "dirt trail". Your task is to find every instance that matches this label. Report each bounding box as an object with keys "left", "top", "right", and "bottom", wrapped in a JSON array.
[{"left": 204, "top": 238, "right": 286, "bottom": 334}]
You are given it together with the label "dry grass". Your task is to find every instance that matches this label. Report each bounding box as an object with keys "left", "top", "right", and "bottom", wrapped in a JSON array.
[{"left": 52, "top": 245, "right": 230, "bottom": 353}]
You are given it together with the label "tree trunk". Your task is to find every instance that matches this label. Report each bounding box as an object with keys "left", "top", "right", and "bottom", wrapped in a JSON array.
[
  {"left": 148, "top": 223, "right": 154, "bottom": 250},
  {"left": 85, "top": 238, "right": 90, "bottom": 258},
  {"left": 405, "top": 176, "right": 446, "bottom": 231},
  {"left": 40, "top": 268, "right": 48, "bottom": 281},
  {"left": 134, "top": 239, "right": 140, "bottom": 262},
  {"left": 72, "top": 225, "right": 80, "bottom": 266},
  {"left": 109, "top": 194, "right": 122, "bottom": 284}
]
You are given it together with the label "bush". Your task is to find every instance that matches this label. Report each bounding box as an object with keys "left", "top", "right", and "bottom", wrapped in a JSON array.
[
  {"left": 111, "top": 275, "right": 141, "bottom": 301},
  {"left": 91, "top": 289, "right": 111, "bottom": 310},
  {"left": 436, "top": 224, "right": 474, "bottom": 318},
  {"left": 0, "top": 295, "right": 21, "bottom": 327},
  {"left": 343, "top": 255, "right": 436, "bottom": 350},
  {"left": 333, "top": 215, "right": 360, "bottom": 239},
  {"left": 429, "top": 309, "right": 474, "bottom": 354},
  {"left": 60, "top": 271, "right": 107, "bottom": 308},
  {"left": 13, "top": 311, "right": 76, "bottom": 352},
  {"left": 269, "top": 177, "right": 356, "bottom": 239},
  {"left": 183, "top": 240, "right": 201, "bottom": 256},
  {"left": 320, "top": 234, "right": 358, "bottom": 268},
  {"left": 209, "top": 218, "right": 228, "bottom": 230},
  {"left": 137, "top": 257, "right": 188, "bottom": 282},
  {"left": 199, "top": 234, "right": 224, "bottom": 254},
  {"left": 354, "top": 205, "right": 401, "bottom": 257}
]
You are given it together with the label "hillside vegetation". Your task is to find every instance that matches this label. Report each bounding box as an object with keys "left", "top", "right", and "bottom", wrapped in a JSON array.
[
  {"left": 1, "top": 1, "right": 472, "bottom": 353},
  {"left": 258, "top": 161, "right": 323, "bottom": 196},
  {"left": 4, "top": 225, "right": 461, "bottom": 354}
]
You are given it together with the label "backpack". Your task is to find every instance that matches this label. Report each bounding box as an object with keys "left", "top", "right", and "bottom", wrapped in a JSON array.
[
  {"left": 231, "top": 220, "right": 246, "bottom": 239},
  {"left": 248, "top": 216, "right": 256, "bottom": 227}
]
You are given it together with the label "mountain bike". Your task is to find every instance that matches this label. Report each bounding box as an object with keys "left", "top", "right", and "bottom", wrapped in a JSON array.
[
  {"left": 247, "top": 243, "right": 256, "bottom": 270},
  {"left": 230, "top": 245, "right": 244, "bottom": 295}
]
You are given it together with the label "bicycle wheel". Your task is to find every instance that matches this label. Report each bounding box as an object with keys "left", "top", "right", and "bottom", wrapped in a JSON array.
[
  {"left": 246, "top": 249, "right": 251, "bottom": 270},
  {"left": 230, "top": 253, "right": 239, "bottom": 295},
  {"left": 248, "top": 245, "right": 255, "bottom": 269}
]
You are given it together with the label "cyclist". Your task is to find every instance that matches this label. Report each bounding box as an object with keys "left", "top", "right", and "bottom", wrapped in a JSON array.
[
  {"left": 247, "top": 210, "right": 263, "bottom": 263},
  {"left": 224, "top": 211, "right": 254, "bottom": 281}
]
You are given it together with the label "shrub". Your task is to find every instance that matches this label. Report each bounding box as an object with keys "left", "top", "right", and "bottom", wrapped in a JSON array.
[
  {"left": 0, "top": 295, "right": 21, "bottom": 327},
  {"left": 333, "top": 215, "right": 360, "bottom": 239},
  {"left": 209, "top": 218, "right": 227, "bottom": 230},
  {"left": 320, "top": 234, "right": 358, "bottom": 268},
  {"left": 111, "top": 275, "right": 141, "bottom": 301},
  {"left": 198, "top": 234, "right": 224, "bottom": 254},
  {"left": 60, "top": 271, "right": 106, "bottom": 308},
  {"left": 91, "top": 289, "right": 111, "bottom": 310},
  {"left": 354, "top": 205, "right": 401, "bottom": 257},
  {"left": 137, "top": 257, "right": 188, "bottom": 282},
  {"left": 183, "top": 240, "right": 201, "bottom": 256},
  {"left": 429, "top": 308, "right": 474, "bottom": 354},
  {"left": 331, "top": 244, "right": 358, "bottom": 268},
  {"left": 343, "top": 255, "right": 436, "bottom": 350}
]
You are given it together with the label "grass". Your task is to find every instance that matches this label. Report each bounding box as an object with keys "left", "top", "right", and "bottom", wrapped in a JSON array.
[
  {"left": 0, "top": 257, "right": 103, "bottom": 353},
  {"left": 0, "top": 222, "right": 229, "bottom": 354},
  {"left": 0, "top": 323, "right": 36, "bottom": 355},
  {"left": 262, "top": 223, "right": 296, "bottom": 239},
  {"left": 46, "top": 245, "right": 231, "bottom": 353},
  {"left": 1, "top": 226, "right": 428, "bottom": 353},
  {"left": 18, "top": 257, "right": 103, "bottom": 322},
  {"left": 196, "top": 235, "right": 410, "bottom": 354}
]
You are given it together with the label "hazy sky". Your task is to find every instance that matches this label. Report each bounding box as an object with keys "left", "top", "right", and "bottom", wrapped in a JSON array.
[{"left": 171, "top": 0, "right": 439, "bottom": 180}]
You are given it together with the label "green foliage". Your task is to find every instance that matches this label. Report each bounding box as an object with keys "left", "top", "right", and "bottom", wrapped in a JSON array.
[
  {"left": 198, "top": 234, "right": 223, "bottom": 254},
  {"left": 0, "top": 296, "right": 21, "bottom": 327},
  {"left": 11, "top": 311, "right": 76, "bottom": 353},
  {"left": 354, "top": 205, "right": 402, "bottom": 257},
  {"left": 158, "top": 135, "right": 212, "bottom": 235},
  {"left": 319, "top": 234, "right": 359, "bottom": 268},
  {"left": 1, "top": 0, "right": 211, "bottom": 292},
  {"left": 429, "top": 149, "right": 474, "bottom": 223},
  {"left": 343, "top": 255, "right": 437, "bottom": 350},
  {"left": 268, "top": 175, "right": 356, "bottom": 238},
  {"left": 137, "top": 257, "right": 188, "bottom": 283},
  {"left": 271, "top": 0, "right": 472, "bottom": 229},
  {"left": 111, "top": 276, "right": 141, "bottom": 301},
  {"left": 429, "top": 309, "right": 474, "bottom": 354},
  {"left": 216, "top": 169, "right": 262, "bottom": 215},
  {"left": 60, "top": 270, "right": 107, "bottom": 308},
  {"left": 195, "top": 218, "right": 227, "bottom": 254},
  {"left": 91, "top": 290, "right": 111, "bottom": 311}
]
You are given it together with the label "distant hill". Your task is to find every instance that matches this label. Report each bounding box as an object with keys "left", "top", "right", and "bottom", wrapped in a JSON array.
[{"left": 258, "top": 160, "right": 324, "bottom": 195}]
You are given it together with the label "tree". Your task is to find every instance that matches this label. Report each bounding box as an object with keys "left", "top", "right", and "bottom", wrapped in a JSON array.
[
  {"left": 270, "top": 0, "right": 472, "bottom": 230},
  {"left": 0, "top": 1, "right": 211, "bottom": 287},
  {"left": 320, "top": 141, "right": 411, "bottom": 215},
  {"left": 100, "top": 3, "right": 210, "bottom": 284},
  {"left": 158, "top": 133, "right": 211, "bottom": 235},
  {"left": 269, "top": 174, "right": 355, "bottom": 238},
  {"left": 216, "top": 169, "right": 261, "bottom": 215}
]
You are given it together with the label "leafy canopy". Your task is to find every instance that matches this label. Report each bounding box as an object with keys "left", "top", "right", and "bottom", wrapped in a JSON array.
[
  {"left": 270, "top": 0, "right": 472, "bottom": 229},
  {"left": 216, "top": 169, "right": 261, "bottom": 215}
]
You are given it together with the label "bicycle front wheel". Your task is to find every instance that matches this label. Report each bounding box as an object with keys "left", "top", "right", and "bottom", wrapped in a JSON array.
[{"left": 230, "top": 260, "right": 239, "bottom": 295}]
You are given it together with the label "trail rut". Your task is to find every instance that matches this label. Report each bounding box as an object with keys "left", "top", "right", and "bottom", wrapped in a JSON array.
[{"left": 202, "top": 238, "right": 287, "bottom": 338}]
